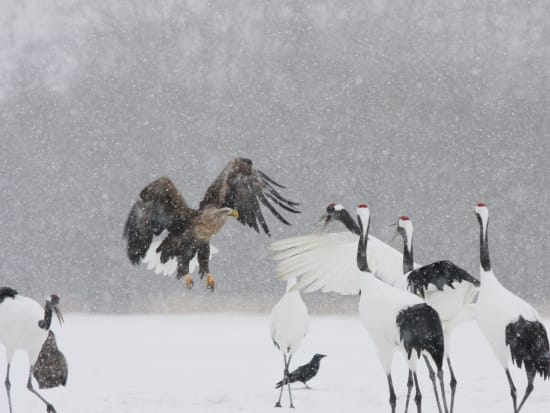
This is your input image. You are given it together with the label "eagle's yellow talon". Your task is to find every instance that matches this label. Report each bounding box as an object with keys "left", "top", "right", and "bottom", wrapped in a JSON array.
[
  {"left": 184, "top": 274, "right": 194, "bottom": 289},
  {"left": 206, "top": 274, "right": 216, "bottom": 291}
]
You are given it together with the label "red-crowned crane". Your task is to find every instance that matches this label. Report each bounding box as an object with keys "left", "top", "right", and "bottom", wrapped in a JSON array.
[
  {"left": 0, "top": 288, "right": 64, "bottom": 413},
  {"left": 270, "top": 277, "right": 309, "bottom": 408},
  {"left": 396, "top": 215, "right": 480, "bottom": 413},
  {"left": 356, "top": 205, "right": 448, "bottom": 413},
  {"left": 474, "top": 203, "right": 549, "bottom": 413}
]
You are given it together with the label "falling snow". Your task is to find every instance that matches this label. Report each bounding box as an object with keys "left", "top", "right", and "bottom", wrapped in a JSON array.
[{"left": 1, "top": 1, "right": 549, "bottom": 411}]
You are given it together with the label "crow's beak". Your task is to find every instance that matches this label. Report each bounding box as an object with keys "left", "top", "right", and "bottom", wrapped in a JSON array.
[{"left": 54, "top": 305, "right": 64, "bottom": 326}]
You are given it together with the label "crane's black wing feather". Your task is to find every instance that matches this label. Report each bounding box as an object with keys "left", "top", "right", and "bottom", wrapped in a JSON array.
[
  {"left": 0, "top": 287, "right": 18, "bottom": 303},
  {"left": 407, "top": 260, "right": 480, "bottom": 298},
  {"left": 506, "top": 316, "right": 550, "bottom": 379}
]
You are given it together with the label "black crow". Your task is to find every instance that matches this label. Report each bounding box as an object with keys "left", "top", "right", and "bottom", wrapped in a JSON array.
[{"left": 275, "top": 354, "right": 326, "bottom": 389}]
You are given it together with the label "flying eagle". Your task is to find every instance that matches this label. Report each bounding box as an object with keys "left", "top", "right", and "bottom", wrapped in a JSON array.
[{"left": 123, "top": 158, "right": 300, "bottom": 291}]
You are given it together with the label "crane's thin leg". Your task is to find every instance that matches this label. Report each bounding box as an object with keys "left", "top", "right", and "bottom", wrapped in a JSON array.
[
  {"left": 404, "top": 370, "right": 413, "bottom": 413},
  {"left": 436, "top": 367, "right": 449, "bottom": 413},
  {"left": 413, "top": 371, "right": 422, "bottom": 413},
  {"left": 516, "top": 370, "right": 535, "bottom": 413},
  {"left": 303, "top": 381, "right": 311, "bottom": 389},
  {"left": 27, "top": 365, "right": 57, "bottom": 413},
  {"left": 386, "top": 374, "right": 397, "bottom": 413},
  {"left": 286, "top": 354, "right": 295, "bottom": 408},
  {"left": 446, "top": 358, "right": 457, "bottom": 413},
  {"left": 505, "top": 368, "right": 518, "bottom": 413},
  {"left": 275, "top": 354, "right": 287, "bottom": 407},
  {"left": 423, "top": 355, "right": 443, "bottom": 413},
  {"left": 5, "top": 363, "right": 12, "bottom": 413}
]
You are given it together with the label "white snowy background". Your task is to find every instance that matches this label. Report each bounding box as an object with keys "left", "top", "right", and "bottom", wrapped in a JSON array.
[
  {"left": 1, "top": 314, "right": 549, "bottom": 412},
  {"left": 1, "top": 1, "right": 550, "bottom": 412}
]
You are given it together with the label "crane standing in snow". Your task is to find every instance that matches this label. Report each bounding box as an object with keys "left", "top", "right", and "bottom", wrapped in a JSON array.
[
  {"left": 272, "top": 203, "right": 479, "bottom": 412},
  {"left": 0, "top": 288, "right": 64, "bottom": 413},
  {"left": 270, "top": 278, "right": 309, "bottom": 408},
  {"left": 355, "top": 205, "right": 448, "bottom": 413},
  {"left": 396, "top": 215, "right": 479, "bottom": 413},
  {"left": 474, "top": 203, "right": 549, "bottom": 413}
]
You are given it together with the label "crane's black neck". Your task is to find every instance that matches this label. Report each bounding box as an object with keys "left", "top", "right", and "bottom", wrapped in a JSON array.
[
  {"left": 38, "top": 301, "right": 53, "bottom": 330},
  {"left": 397, "top": 226, "right": 414, "bottom": 273},
  {"left": 357, "top": 218, "right": 370, "bottom": 272},
  {"left": 403, "top": 239, "right": 414, "bottom": 274},
  {"left": 478, "top": 216, "right": 491, "bottom": 272},
  {"left": 338, "top": 209, "right": 361, "bottom": 235}
]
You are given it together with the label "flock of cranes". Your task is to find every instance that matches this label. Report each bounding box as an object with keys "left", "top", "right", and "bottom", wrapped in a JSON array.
[
  {"left": 1, "top": 158, "right": 549, "bottom": 413},
  {"left": 271, "top": 202, "right": 550, "bottom": 412}
]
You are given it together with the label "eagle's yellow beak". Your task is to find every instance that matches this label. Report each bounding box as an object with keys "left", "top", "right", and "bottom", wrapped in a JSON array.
[{"left": 226, "top": 209, "right": 239, "bottom": 219}]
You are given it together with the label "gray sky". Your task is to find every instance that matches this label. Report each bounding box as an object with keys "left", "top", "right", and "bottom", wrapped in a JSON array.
[{"left": 1, "top": 0, "right": 549, "bottom": 312}]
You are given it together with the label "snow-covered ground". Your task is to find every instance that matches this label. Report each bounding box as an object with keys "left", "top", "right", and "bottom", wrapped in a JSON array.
[{"left": 1, "top": 313, "right": 549, "bottom": 413}]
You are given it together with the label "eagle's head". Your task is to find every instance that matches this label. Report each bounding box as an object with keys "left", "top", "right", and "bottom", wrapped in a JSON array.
[
  {"left": 220, "top": 207, "right": 239, "bottom": 219},
  {"left": 196, "top": 207, "right": 240, "bottom": 241}
]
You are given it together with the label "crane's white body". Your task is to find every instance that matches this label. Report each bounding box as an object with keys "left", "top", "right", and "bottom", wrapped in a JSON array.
[
  {"left": 476, "top": 269, "right": 540, "bottom": 368},
  {"left": 0, "top": 291, "right": 63, "bottom": 413},
  {"left": 395, "top": 272, "right": 477, "bottom": 337},
  {"left": 0, "top": 295, "right": 47, "bottom": 363},
  {"left": 422, "top": 282, "right": 477, "bottom": 327},
  {"left": 270, "top": 278, "right": 309, "bottom": 408},
  {"left": 270, "top": 278, "right": 309, "bottom": 355},
  {"left": 473, "top": 203, "right": 550, "bottom": 413},
  {"left": 359, "top": 272, "right": 424, "bottom": 373},
  {"left": 474, "top": 203, "right": 541, "bottom": 367},
  {"left": 395, "top": 217, "right": 479, "bottom": 359},
  {"left": 354, "top": 205, "right": 449, "bottom": 413}
]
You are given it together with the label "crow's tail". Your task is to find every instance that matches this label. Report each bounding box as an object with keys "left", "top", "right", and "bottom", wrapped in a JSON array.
[
  {"left": 275, "top": 374, "right": 296, "bottom": 389},
  {"left": 275, "top": 377, "right": 287, "bottom": 389}
]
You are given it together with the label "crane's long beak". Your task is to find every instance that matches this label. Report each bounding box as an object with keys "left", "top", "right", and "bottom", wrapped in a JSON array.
[
  {"left": 388, "top": 222, "right": 399, "bottom": 243},
  {"left": 319, "top": 213, "right": 332, "bottom": 232},
  {"left": 54, "top": 305, "right": 64, "bottom": 326}
]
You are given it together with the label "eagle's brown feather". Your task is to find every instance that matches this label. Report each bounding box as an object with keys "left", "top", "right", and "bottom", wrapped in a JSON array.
[
  {"left": 123, "top": 158, "right": 300, "bottom": 282},
  {"left": 200, "top": 158, "right": 300, "bottom": 234}
]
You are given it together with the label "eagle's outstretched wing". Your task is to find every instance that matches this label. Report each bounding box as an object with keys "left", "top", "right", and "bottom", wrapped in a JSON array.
[
  {"left": 199, "top": 158, "right": 300, "bottom": 235},
  {"left": 123, "top": 177, "right": 196, "bottom": 265}
]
